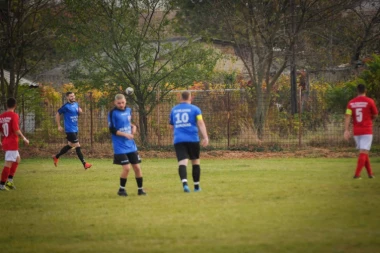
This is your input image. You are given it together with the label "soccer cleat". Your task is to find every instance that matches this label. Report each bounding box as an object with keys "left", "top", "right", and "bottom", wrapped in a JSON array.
[
  {"left": 6, "top": 181, "right": 16, "bottom": 190},
  {"left": 117, "top": 188, "right": 128, "bottom": 197},
  {"left": 353, "top": 176, "right": 362, "bottom": 179},
  {"left": 84, "top": 162, "right": 92, "bottom": 170},
  {"left": 0, "top": 185, "right": 9, "bottom": 191},
  {"left": 369, "top": 175, "right": 375, "bottom": 179},
  {"left": 52, "top": 155, "right": 59, "bottom": 167},
  {"left": 183, "top": 184, "right": 190, "bottom": 193},
  {"left": 138, "top": 189, "right": 147, "bottom": 196},
  {"left": 194, "top": 187, "right": 202, "bottom": 192}
]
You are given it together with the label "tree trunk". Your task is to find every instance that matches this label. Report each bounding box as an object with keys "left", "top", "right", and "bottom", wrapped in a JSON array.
[
  {"left": 137, "top": 105, "right": 149, "bottom": 147},
  {"left": 252, "top": 88, "right": 270, "bottom": 141}
]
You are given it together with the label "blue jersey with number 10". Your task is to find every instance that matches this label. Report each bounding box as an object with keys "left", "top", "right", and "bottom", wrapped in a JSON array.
[
  {"left": 108, "top": 107, "right": 137, "bottom": 155},
  {"left": 58, "top": 102, "right": 80, "bottom": 133},
  {"left": 170, "top": 102, "right": 202, "bottom": 144}
]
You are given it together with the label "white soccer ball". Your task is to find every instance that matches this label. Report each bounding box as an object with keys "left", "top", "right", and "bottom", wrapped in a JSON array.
[{"left": 125, "top": 87, "right": 134, "bottom": 95}]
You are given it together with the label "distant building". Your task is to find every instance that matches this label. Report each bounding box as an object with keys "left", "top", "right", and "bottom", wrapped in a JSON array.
[{"left": 2, "top": 69, "right": 38, "bottom": 87}]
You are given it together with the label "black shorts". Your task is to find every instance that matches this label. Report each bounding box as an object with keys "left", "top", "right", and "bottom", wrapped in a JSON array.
[
  {"left": 113, "top": 151, "right": 141, "bottom": 165},
  {"left": 174, "top": 142, "right": 200, "bottom": 161},
  {"left": 66, "top": 132, "right": 79, "bottom": 143}
]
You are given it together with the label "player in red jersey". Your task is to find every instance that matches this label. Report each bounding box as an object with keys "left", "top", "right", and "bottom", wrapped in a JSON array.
[
  {"left": 0, "top": 98, "right": 29, "bottom": 191},
  {"left": 344, "top": 84, "right": 378, "bottom": 179}
]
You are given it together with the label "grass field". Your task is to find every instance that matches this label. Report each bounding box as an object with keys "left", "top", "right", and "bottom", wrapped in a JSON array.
[{"left": 1, "top": 157, "right": 380, "bottom": 253}]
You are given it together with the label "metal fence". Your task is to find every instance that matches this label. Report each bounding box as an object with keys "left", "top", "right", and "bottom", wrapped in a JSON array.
[{"left": 8, "top": 89, "right": 380, "bottom": 152}]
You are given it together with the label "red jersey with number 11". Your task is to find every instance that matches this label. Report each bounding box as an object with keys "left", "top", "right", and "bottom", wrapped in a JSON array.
[
  {"left": 0, "top": 111, "right": 20, "bottom": 151},
  {"left": 346, "top": 96, "right": 378, "bottom": 136}
]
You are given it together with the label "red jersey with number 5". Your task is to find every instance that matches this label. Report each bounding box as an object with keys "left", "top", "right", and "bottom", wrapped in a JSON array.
[
  {"left": 346, "top": 96, "right": 378, "bottom": 135},
  {"left": 0, "top": 111, "right": 20, "bottom": 151}
]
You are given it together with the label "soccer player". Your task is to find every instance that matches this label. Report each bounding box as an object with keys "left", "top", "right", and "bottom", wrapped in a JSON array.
[
  {"left": 52, "top": 91, "right": 92, "bottom": 169},
  {"left": 344, "top": 84, "right": 378, "bottom": 179},
  {"left": 169, "top": 91, "right": 209, "bottom": 193},
  {"left": 0, "top": 98, "right": 29, "bottom": 191},
  {"left": 108, "top": 94, "right": 146, "bottom": 197}
]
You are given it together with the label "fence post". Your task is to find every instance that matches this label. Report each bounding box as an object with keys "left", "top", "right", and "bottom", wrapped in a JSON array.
[
  {"left": 298, "top": 86, "right": 302, "bottom": 147},
  {"left": 157, "top": 88, "right": 161, "bottom": 146},
  {"left": 227, "top": 90, "right": 230, "bottom": 148},
  {"left": 89, "top": 92, "right": 93, "bottom": 149}
]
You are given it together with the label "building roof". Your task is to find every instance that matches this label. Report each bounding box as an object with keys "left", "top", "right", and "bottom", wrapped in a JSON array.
[{"left": 2, "top": 70, "right": 38, "bottom": 87}]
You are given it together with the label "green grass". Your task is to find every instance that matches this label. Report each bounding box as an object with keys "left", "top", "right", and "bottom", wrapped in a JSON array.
[{"left": 1, "top": 157, "right": 380, "bottom": 253}]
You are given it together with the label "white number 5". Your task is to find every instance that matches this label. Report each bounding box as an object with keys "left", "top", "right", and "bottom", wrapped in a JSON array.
[{"left": 356, "top": 108, "right": 363, "bottom": 122}]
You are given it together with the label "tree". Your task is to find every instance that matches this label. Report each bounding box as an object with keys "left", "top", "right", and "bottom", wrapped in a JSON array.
[
  {"left": 346, "top": 1, "right": 380, "bottom": 65},
  {"left": 60, "top": 0, "right": 217, "bottom": 146},
  {"left": 0, "top": 0, "right": 63, "bottom": 105},
  {"left": 175, "top": 0, "right": 358, "bottom": 140},
  {"left": 299, "top": 0, "right": 380, "bottom": 69}
]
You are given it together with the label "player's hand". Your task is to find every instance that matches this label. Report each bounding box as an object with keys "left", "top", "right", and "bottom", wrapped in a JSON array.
[
  {"left": 201, "top": 137, "right": 209, "bottom": 147},
  {"left": 125, "top": 133, "right": 134, "bottom": 140},
  {"left": 23, "top": 137, "right": 29, "bottom": 145},
  {"left": 58, "top": 126, "right": 63, "bottom": 132},
  {"left": 344, "top": 130, "right": 351, "bottom": 140}
]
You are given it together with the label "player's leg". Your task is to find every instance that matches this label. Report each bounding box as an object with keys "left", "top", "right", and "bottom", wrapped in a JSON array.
[
  {"left": 361, "top": 135, "right": 374, "bottom": 178},
  {"left": 70, "top": 133, "right": 91, "bottom": 169},
  {"left": 6, "top": 153, "right": 21, "bottom": 190},
  {"left": 353, "top": 135, "right": 369, "bottom": 178},
  {"left": 175, "top": 143, "right": 190, "bottom": 192},
  {"left": 129, "top": 152, "right": 146, "bottom": 195},
  {"left": 1, "top": 152, "right": 16, "bottom": 191},
  {"left": 189, "top": 142, "right": 201, "bottom": 192},
  {"left": 132, "top": 164, "right": 146, "bottom": 195},
  {"left": 114, "top": 154, "right": 130, "bottom": 196},
  {"left": 74, "top": 143, "right": 91, "bottom": 169},
  {"left": 118, "top": 164, "right": 130, "bottom": 196},
  {"left": 52, "top": 141, "right": 72, "bottom": 167}
]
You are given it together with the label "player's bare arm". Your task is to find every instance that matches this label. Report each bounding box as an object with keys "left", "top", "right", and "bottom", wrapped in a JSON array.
[
  {"left": 78, "top": 107, "right": 83, "bottom": 114},
  {"left": 344, "top": 113, "right": 351, "bottom": 140},
  {"left": 15, "top": 129, "right": 29, "bottom": 145},
  {"left": 55, "top": 112, "right": 63, "bottom": 132},
  {"left": 116, "top": 131, "right": 134, "bottom": 140},
  {"left": 197, "top": 119, "right": 209, "bottom": 147},
  {"left": 131, "top": 124, "right": 137, "bottom": 134}
]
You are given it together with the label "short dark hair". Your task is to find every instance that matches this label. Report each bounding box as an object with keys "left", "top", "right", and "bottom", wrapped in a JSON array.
[
  {"left": 181, "top": 91, "right": 191, "bottom": 100},
  {"left": 6, "top": 97, "right": 17, "bottom": 108},
  {"left": 66, "top": 91, "right": 73, "bottom": 97},
  {"left": 357, "top": 84, "right": 366, "bottom": 94}
]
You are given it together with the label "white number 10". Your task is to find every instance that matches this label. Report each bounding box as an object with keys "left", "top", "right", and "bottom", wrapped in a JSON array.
[
  {"left": 356, "top": 108, "right": 363, "bottom": 122},
  {"left": 175, "top": 113, "right": 189, "bottom": 124},
  {"left": 2, "top": 123, "right": 9, "bottom": 137}
]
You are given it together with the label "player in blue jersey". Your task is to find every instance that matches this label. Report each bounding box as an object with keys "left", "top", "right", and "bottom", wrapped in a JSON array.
[
  {"left": 52, "top": 92, "right": 92, "bottom": 169},
  {"left": 108, "top": 94, "right": 146, "bottom": 197},
  {"left": 169, "top": 91, "right": 209, "bottom": 193}
]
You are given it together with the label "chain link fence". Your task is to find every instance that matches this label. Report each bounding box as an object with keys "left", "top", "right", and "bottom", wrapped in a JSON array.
[{"left": 5, "top": 89, "right": 380, "bottom": 153}]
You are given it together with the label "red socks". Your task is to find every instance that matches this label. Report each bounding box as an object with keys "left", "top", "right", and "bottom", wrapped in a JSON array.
[
  {"left": 364, "top": 154, "right": 373, "bottom": 176},
  {"left": 1, "top": 166, "right": 10, "bottom": 184},
  {"left": 1, "top": 163, "right": 19, "bottom": 184},
  {"left": 10, "top": 162, "right": 19, "bottom": 177},
  {"left": 355, "top": 153, "right": 373, "bottom": 177}
]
